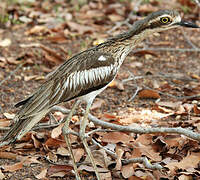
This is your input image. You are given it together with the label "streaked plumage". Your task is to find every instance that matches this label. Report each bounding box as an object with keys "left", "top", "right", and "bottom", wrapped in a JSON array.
[
  {"left": 2, "top": 51, "right": 117, "bottom": 143},
  {"left": 1, "top": 9, "right": 199, "bottom": 147}
]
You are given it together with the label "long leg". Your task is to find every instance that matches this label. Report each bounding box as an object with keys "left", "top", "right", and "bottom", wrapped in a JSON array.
[
  {"left": 62, "top": 100, "right": 81, "bottom": 180},
  {"left": 79, "top": 101, "right": 101, "bottom": 180}
]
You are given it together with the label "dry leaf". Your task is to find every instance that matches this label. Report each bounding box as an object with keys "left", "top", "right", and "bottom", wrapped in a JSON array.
[
  {"left": 0, "top": 38, "right": 11, "bottom": 47},
  {"left": 51, "top": 123, "right": 64, "bottom": 138},
  {"left": 138, "top": 89, "right": 160, "bottom": 99},
  {"left": 14, "top": 142, "right": 34, "bottom": 149},
  {"left": 90, "top": 99, "right": 105, "bottom": 110},
  {"left": 47, "top": 165, "right": 73, "bottom": 176},
  {"left": 56, "top": 147, "right": 69, "bottom": 156},
  {"left": 119, "top": 110, "right": 173, "bottom": 125},
  {"left": 41, "top": 45, "right": 64, "bottom": 64},
  {"left": 67, "top": 21, "right": 95, "bottom": 34},
  {"left": 35, "top": 168, "right": 47, "bottom": 179},
  {"left": 108, "top": 14, "right": 124, "bottom": 22},
  {"left": 73, "top": 148, "right": 85, "bottom": 163},
  {"left": 138, "top": 4, "right": 159, "bottom": 13},
  {"left": 49, "top": 172, "right": 66, "bottom": 177},
  {"left": 101, "top": 132, "right": 134, "bottom": 144},
  {"left": 0, "top": 169, "right": 5, "bottom": 180},
  {"left": 3, "top": 113, "right": 15, "bottom": 119},
  {"left": 6, "top": 57, "right": 21, "bottom": 65},
  {"left": 103, "top": 113, "right": 118, "bottom": 121},
  {"left": 99, "top": 172, "right": 112, "bottom": 180},
  {"left": 193, "top": 104, "right": 200, "bottom": 114},
  {"left": 153, "top": 105, "right": 174, "bottom": 113},
  {"left": 0, "top": 152, "right": 17, "bottom": 160},
  {"left": 31, "top": 134, "right": 41, "bottom": 148},
  {"left": 115, "top": 145, "right": 124, "bottom": 170},
  {"left": 46, "top": 152, "right": 58, "bottom": 163},
  {"left": 108, "top": 80, "right": 124, "bottom": 91},
  {"left": 25, "top": 25, "right": 50, "bottom": 35},
  {"left": 0, "top": 57, "right": 6, "bottom": 62},
  {"left": 84, "top": 149, "right": 111, "bottom": 168},
  {"left": 47, "top": 34, "right": 68, "bottom": 43},
  {"left": 0, "top": 119, "right": 11, "bottom": 127},
  {"left": 156, "top": 101, "right": 182, "bottom": 109},
  {"left": 44, "top": 138, "right": 66, "bottom": 148},
  {"left": 3, "top": 162, "right": 23, "bottom": 172},
  {"left": 121, "top": 163, "right": 135, "bottom": 178},
  {"left": 166, "top": 152, "right": 200, "bottom": 172},
  {"left": 21, "top": 156, "right": 42, "bottom": 166},
  {"left": 139, "top": 144, "right": 162, "bottom": 161}
]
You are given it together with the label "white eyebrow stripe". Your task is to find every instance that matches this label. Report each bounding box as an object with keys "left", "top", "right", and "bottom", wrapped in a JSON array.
[
  {"left": 148, "top": 15, "right": 172, "bottom": 25},
  {"left": 159, "top": 14, "right": 171, "bottom": 18}
]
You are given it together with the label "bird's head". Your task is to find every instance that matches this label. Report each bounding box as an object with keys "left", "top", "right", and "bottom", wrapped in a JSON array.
[
  {"left": 104, "top": 10, "right": 199, "bottom": 48},
  {"left": 143, "top": 9, "right": 199, "bottom": 32}
]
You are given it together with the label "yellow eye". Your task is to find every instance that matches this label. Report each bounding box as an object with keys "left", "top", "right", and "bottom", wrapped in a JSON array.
[{"left": 160, "top": 17, "right": 170, "bottom": 24}]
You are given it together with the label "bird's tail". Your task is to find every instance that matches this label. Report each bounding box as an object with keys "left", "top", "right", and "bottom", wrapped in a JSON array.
[{"left": 0, "top": 108, "right": 49, "bottom": 146}]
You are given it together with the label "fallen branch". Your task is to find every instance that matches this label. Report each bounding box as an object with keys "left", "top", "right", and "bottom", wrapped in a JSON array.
[
  {"left": 122, "top": 157, "right": 163, "bottom": 170},
  {"left": 133, "top": 47, "right": 200, "bottom": 53},
  {"left": 88, "top": 113, "right": 200, "bottom": 141},
  {"left": 50, "top": 106, "right": 200, "bottom": 141}
]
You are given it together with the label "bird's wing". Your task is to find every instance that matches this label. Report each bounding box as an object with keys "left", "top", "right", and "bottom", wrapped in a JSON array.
[
  {"left": 16, "top": 50, "right": 117, "bottom": 119},
  {"left": 1, "top": 50, "right": 117, "bottom": 144}
]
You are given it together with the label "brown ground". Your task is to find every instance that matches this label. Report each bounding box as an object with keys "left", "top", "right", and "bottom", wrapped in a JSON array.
[{"left": 0, "top": 0, "right": 200, "bottom": 179}]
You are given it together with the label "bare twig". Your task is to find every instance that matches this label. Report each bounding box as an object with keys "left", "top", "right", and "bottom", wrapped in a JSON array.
[
  {"left": 132, "top": 47, "right": 200, "bottom": 53},
  {"left": 122, "top": 157, "right": 163, "bottom": 170},
  {"left": 49, "top": 106, "right": 200, "bottom": 141},
  {"left": 51, "top": 106, "right": 70, "bottom": 114},
  {"left": 91, "top": 138, "right": 116, "bottom": 158},
  {"left": 87, "top": 113, "right": 200, "bottom": 141},
  {"left": 86, "top": 128, "right": 117, "bottom": 137},
  {"left": 91, "top": 138, "right": 162, "bottom": 170},
  {"left": 122, "top": 73, "right": 197, "bottom": 83},
  {"left": 129, "top": 86, "right": 142, "bottom": 101}
]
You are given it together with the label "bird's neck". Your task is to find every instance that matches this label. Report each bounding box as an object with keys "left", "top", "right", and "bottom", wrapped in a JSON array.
[{"left": 99, "top": 27, "right": 154, "bottom": 67}]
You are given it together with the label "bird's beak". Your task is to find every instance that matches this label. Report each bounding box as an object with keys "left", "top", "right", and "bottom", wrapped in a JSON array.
[{"left": 176, "top": 21, "right": 199, "bottom": 28}]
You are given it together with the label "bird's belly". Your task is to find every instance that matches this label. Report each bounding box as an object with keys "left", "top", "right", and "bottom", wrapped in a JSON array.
[
  {"left": 80, "top": 84, "right": 108, "bottom": 104},
  {"left": 80, "top": 77, "right": 115, "bottom": 104}
]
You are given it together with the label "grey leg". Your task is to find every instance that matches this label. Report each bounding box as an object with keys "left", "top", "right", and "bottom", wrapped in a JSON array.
[
  {"left": 62, "top": 100, "right": 81, "bottom": 180},
  {"left": 79, "top": 102, "right": 101, "bottom": 180}
]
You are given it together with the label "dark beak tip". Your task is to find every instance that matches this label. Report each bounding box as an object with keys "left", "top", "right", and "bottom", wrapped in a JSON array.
[{"left": 179, "top": 21, "right": 200, "bottom": 28}]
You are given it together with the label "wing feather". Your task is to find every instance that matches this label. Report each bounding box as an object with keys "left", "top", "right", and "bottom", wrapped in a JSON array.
[{"left": 1, "top": 50, "right": 117, "bottom": 144}]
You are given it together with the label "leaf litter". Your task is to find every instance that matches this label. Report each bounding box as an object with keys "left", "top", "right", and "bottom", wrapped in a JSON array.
[{"left": 0, "top": 0, "right": 200, "bottom": 179}]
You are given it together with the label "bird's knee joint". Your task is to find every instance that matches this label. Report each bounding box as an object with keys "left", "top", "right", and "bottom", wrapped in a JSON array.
[
  {"left": 79, "top": 131, "right": 89, "bottom": 140},
  {"left": 62, "top": 126, "right": 70, "bottom": 135}
]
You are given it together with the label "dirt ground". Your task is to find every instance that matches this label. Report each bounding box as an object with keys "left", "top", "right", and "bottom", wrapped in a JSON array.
[{"left": 0, "top": 0, "right": 200, "bottom": 179}]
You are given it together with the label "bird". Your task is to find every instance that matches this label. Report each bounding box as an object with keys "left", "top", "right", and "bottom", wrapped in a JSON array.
[{"left": 0, "top": 10, "right": 199, "bottom": 180}]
